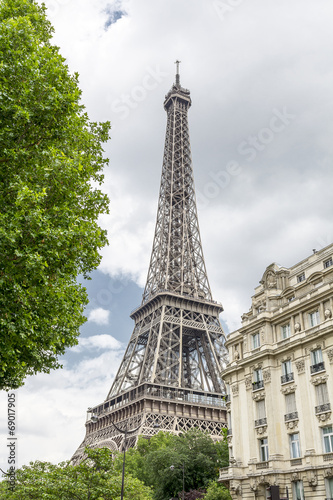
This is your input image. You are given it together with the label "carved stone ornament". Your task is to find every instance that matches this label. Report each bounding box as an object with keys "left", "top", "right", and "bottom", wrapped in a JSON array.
[
  {"left": 256, "top": 426, "right": 267, "bottom": 435},
  {"left": 259, "top": 473, "right": 267, "bottom": 485},
  {"left": 231, "top": 383, "right": 239, "bottom": 396},
  {"left": 252, "top": 391, "right": 266, "bottom": 402},
  {"left": 291, "top": 472, "right": 300, "bottom": 482},
  {"left": 281, "top": 384, "right": 297, "bottom": 395},
  {"left": 250, "top": 480, "right": 258, "bottom": 492},
  {"left": 245, "top": 376, "right": 253, "bottom": 390},
  {"left": 311, "top": 374, "right": 328, "bottom": 386},
  {"left": 266, "top": 271, "right": 277, "bottom": 289},
  {"left": 263, "top": 369, "right": 271, "bottom": 383},
  {"left": 307, "top": 471, "right": 318, "bottom": 488},
  {"left": 324, "top": 468, "right": 333, "bottom": 478},
  {"left": 316, "top": 412, "right": 331, "bottom": 423},
  {"left": 295, "top": 359, "right": 305, "bottom": 374},
  {"left": 294, "top": 322, "right": 301, "bottom": 332},
  {"left": 325, "top": 308, "right": 332, "bottom": 319},
  {"left": 285, "top": 420, "right": 299, "bottom": 430},
  {"left": 327, "top": 349, "right": 333, "bottom": 364},
  {"left": 234, "top": 349, "right": 240, "bottom": 361}
]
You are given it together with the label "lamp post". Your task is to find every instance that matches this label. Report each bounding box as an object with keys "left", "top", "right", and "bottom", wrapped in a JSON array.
[
  {"left": 170, "top": 461, "right": 185, "bottom": 500},
  {"left": 90, "top": 414, "right": 160, "bottom": 500},
  {"left": 90, "top": 415, "right": 140, "bottom": 500}
]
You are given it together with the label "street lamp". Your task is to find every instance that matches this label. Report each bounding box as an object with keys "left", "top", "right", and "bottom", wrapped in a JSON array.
[
  {"left": 170, "top": 461, "right": 185, "bottom": 500},
  {"left": 90, "top": 415, "right": 140, "bottom": 500}
]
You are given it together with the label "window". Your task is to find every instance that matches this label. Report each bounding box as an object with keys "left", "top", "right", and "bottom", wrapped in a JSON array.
[
  {"left": 285, "top": 392, "right": 297, "bottom": 420},
  {"left": 297, "top": 273, "right": 305, "bottom": 283},
  {"left": 324, "top": 257, "right": 333, "bottom": 269},
  {"left": 255, "top": 400, "right": 266, "bottom": 426},
  {"left": 259, "top": 438, "right": 269, "bottom": 461},
  {"left": 325, "top": 477, "right": 333, "bottom": 499},
  {"left": 309, "top": 310, "right": 320, "bottom": 327},
  {"left": 316, "top": 383, "right": 329, "bottom": 406},
  {"left": 281, "top": 324, "right": 291, "bottom": 339},
  {"left": 253, "top": 368, "right": 264, "bottom": 390},
  {"left": 310, "top": 348, "right": 324, "bottom": 373},
  {"left": 323, "top": 426, "right": 333, "bottom": 453},
  {"left": 292, "top": 480, "right": 305, "bottom": 500},
  {"left": 311, "top": 348, "right": 323, "bottom": 365},
  {"left": 281, "top": 360, "right": 294, "bottom": 383},
  {"left": 289, "top": 433, "right": 301, "bottom": 458},
  {"left": 252, "top": 332, "right": 260, "bottom": 349}
]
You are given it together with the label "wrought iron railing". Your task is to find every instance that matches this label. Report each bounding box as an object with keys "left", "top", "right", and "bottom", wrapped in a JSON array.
[
  {"left": 284, "top": 412, "right": 298, "bottom": 421},
  {"left": 310, "top": 361, "right": 325, "bottom": 374},
  {"left": 315, "top": 403, "right": 331, "bottom": 414},
  {"left": 252, "top": 380, "right": 264, "bottom": 391},
  {"left": 281, "top": 372, "right": 294, "bottom": 384},
  {"left": 256, "top": 461, "right": 269, "bottom": 469},
  {"left": 255, "top": 418, "right": 267, "bottom": 427}
]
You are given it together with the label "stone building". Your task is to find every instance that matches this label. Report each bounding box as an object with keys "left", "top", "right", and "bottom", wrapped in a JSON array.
[{"left": 220, "top": 243, "right": 333, "bottom": 500}]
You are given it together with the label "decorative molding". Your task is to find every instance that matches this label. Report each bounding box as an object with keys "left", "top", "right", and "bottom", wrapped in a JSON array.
[
  {"left": 327, "top": 348, "right": 333, "bottom": 364},
  {"left": 316, "top": 412, "right": 331, "bottom": 423},
  {"left": 295, "top": 359, "right": 305, "bottom": 374},
  {"left": 231, "top": 384, "right": 239, "bottom": 396},
  {"left": 256, "top": 425, "right": 267, "bottom": 435},
  {"left": 285, "top": 420, "right": 299, "bottom": 430},
  {"left": 324, "top": 308, "right": 332, "bottom": 319},
  {"left": 311, "top": 374, "right": 328, "bottom": 385},
  {"left": 281, "top": 384, "right": 297, "bottom": 395},
  {"left": 324, "top": 467, "right": 333, "bottom": 478},
  {"left": 245, "top": 376, "right": 252, "bottom": 390},
  {"left": 307, "top": 471, "right": 318, "bottom": 488},
  {"left": 263, "top": 369, "right": 271, "bottom": 383},
  {"left": 252, "top": 391, "right": 266, "bottom": 402},
  {"left": 294, "top": 322, "right": 301, "bottom": 332}
]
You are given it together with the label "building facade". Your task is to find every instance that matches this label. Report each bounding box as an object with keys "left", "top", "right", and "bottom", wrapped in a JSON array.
[{"left": 220, "top": 244, "right": 333, "bottom": 500}]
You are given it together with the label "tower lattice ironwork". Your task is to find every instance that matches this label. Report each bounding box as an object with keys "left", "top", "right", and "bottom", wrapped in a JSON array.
[{"left": 72, "top": 65, "right": 228, "bottom": 463}]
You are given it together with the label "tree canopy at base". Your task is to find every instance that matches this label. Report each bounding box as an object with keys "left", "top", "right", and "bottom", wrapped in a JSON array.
[{"left": 0, "top": 0, "right": 110, "bottom": 389}]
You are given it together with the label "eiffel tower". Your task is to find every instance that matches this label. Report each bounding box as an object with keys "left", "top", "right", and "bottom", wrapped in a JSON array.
[{"left": 72, "top": 63, "right": 228, "bottom": 462}]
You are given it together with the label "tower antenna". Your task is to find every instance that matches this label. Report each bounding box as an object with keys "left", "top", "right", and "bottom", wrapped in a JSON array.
[{"left": 175, "top": 60, "right": 181, "bottom": 85}]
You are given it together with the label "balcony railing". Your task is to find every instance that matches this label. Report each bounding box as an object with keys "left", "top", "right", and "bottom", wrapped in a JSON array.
[
  {"left": 252, "top": 380, "right": 264, "bottom": 391},
  {"left": 290, "top": 458, "right": 302, "bottom": 466},
  {"left": 315, "top": 403, "right": 331, "bottom": 414},
  {"left": 284, "top": 412, "right": 298, "bottom": 422},
  {"left": 310, "top": 361, "right": 325, "bottom": 374},
  {"left": 281, "top": 372, "right": 294, "bottom": 384},
  {"left": 256, "top": 461, "right": 269, "bottom": 469},
  {"left": 255, "top": 418, "right": 267, "bottom": 427}
]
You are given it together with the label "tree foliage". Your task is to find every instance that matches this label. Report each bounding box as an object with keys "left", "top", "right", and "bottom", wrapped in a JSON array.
[
  {"left": 0, "top": 0, "right": 110, "bottom": 389},
  {"left": 0, "top": 448, "right": 153, "bottom": 499},
  {"left": 116, "top": 429, "right": 230, "bottom": 500}
]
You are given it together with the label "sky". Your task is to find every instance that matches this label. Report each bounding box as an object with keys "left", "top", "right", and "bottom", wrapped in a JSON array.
[{"left": 1, "top": 0, "right": 333, "bottom": 469}]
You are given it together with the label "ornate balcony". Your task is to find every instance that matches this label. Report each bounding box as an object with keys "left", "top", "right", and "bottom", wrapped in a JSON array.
[
  {"left": 255, "top": 418, "right": 267, "bottom": 427},
  {"left": 284, "top": 412, "right": 298, "bottom": 422},
  {"left": 252, "top": 380, "right": 264, "bottom": 391},
  {"left": 315, "top": 403, "right": 331, "bottom": 414},
  {"left": 281, "top": 373, "right": 294, "bottom": 384},
  {"left": 310, "top": 362, "right": 325, "bottom": 374}
]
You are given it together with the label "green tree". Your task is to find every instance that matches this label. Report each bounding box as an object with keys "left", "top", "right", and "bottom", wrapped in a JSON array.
[
  {"left": 0, "top": 448, "right": 153, "bottom": 499},
  {"left": 117, "top": 429, "right": 230, "bottom": 500},
  {"left": 202, "top": 481, "right": 232, "bottom": 500},
  {"left": 0, "top": 0, "right": 110, "bottom": 389}
]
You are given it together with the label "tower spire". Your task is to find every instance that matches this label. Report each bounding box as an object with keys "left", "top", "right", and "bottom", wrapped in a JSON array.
[
  {"left": 175, "top": 59, "right": 181, "bottom": 86},
  {"left": 71, "top": 74, "right": 228, "bottom": 464}
]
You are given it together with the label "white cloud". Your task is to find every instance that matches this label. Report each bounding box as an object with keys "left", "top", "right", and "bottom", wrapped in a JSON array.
[
  {"left": 87, "top": 307, "right": 111, "bottom": 325},
  {"left": 72, "top": 334, "right": 122, "bottom": 352}
]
